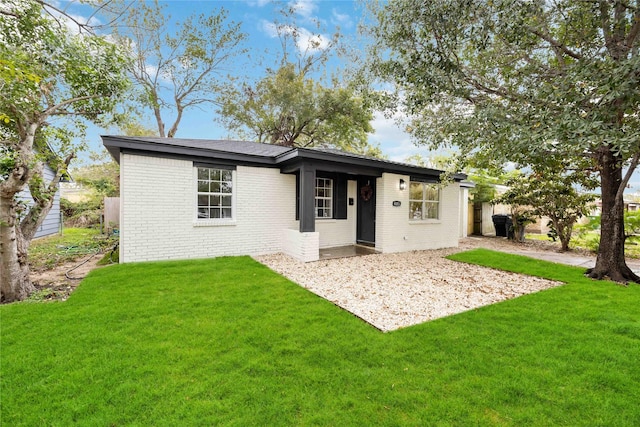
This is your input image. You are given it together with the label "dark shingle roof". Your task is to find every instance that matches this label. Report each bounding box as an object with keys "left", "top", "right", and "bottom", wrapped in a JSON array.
[{"left": 102, "top": 136, "right": 467, "bottom": 181}]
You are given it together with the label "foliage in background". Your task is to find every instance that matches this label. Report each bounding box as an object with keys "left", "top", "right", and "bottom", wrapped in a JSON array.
[
  {"left": 467, "top": 171, "right": 501, "bottom": 204},
  {"left": 493, "top": 168, "right": 596, "bottom": 251},
  {"left": 366, "top": 0, "right": 640, "bottom": 282},
  {"left": 217, "top": 63, "right": 376, "bottom": 155},
  {"left": 0, "top": 0, "right": 130, "bottom": 302},
  {"left": 61, "top": 149, "right": 120, "bottom": 228}
]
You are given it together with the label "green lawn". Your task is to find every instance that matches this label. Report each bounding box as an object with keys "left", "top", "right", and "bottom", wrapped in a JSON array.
[{"left": 2, "top": 251, "right": 640, "bottom": 425}]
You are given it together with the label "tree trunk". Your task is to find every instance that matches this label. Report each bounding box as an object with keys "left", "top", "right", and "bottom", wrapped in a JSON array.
[
  {"left": 587, "top": 149, "right": 640, "bottom": 283},
  {"left": 554, "top": 219, "right": 572, "bottom": 252},
  {"left": 0, "top": 195, "right": 34, "bottom": 302}
]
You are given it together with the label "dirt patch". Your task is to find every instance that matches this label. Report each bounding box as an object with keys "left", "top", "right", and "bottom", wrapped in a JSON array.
[{"left": 29, "top": 253, "right": 107, "bottom": 302}]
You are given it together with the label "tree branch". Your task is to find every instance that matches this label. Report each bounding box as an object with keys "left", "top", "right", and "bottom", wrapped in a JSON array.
[
  {"left": 526, "top": 26, "right": 583, "bottom": 59},
  {"left": 618, "top": 148, "right": 640, "bottom": 202}
]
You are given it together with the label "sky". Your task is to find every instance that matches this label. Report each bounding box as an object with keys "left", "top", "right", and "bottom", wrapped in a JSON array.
[{"left": 56, "top": 0, "right": 425, "bottom": 163}]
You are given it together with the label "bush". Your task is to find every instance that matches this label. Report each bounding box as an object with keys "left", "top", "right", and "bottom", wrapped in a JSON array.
[{"left": 60, "top": 197, "right": 103, "bottom": 228}]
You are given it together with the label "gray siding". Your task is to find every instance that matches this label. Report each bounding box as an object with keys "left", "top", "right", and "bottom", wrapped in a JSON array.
[{"left": 17, "top": 163, "right": 61, "bottom": 239}]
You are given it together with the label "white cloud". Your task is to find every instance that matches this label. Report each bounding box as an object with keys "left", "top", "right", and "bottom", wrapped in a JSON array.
[
  {"left": 368, "top": 112, "right": 422, "bottom": 162},
  {"left": 246, "top": 0, "right": 271, "bottom": 6},
  {"left": 260, "top": 20, "right": 280, "bottom": 38},
  {"left": 289, "top": 0, "right": 318, "bottom": 18},
  {"left": 259, "top": 20, "right": 330, "bottom": 54},
  {"left": 295, "top": 28, "right": 330, "bottom": 53},
  {"left": 331, "top": 8, "right": 352, "bottom": 28}
]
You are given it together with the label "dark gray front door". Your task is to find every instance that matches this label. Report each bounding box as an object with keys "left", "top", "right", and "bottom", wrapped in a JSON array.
[{"left": 357, "top": 177, "right": 376, "bottom": 245}]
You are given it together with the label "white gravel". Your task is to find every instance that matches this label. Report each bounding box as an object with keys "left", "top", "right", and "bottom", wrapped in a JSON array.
[{"left": 254, "top": 242, "right": 562, "bottom": 332}]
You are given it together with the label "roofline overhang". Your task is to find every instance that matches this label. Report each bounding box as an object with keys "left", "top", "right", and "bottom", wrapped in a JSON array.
[
  {"left": 102, "top": 135, "right": 467, "bottom": 181},
  {"left": 101, "top": 135, "right": 285, "bottom": 166},
  {"left": 276, "top": 148, "right": 467, "bottom": 181}
]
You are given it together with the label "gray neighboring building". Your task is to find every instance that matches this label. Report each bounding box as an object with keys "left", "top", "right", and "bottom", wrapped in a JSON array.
[{"left": 17, "top": 162, "right": 63, "bottom": 239}]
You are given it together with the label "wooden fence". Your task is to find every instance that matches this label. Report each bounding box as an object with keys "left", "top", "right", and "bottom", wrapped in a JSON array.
[{"left": 104, "top": 197, "right": 120, "bottom": 233}]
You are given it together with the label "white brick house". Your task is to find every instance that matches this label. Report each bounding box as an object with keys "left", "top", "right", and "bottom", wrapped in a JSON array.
[{"left": 103, "top": 136, "right": 468, "bottom": 263}]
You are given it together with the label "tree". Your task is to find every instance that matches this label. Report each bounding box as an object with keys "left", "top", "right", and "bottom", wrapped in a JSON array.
[
  {"left": 492, "top": 168, "right": 597, "bottom": 251},
  {"left": 367, "top": 0, "right": 640, "bottom": 282},
  {"left": 217, "top": 63, "right": 375, "bottom": 154},
  {"left": 0, "top": 0, "right": 129, "bottom": 302},
  {"left": 111, "top": 0, "right": 246, "bottom": 138}
]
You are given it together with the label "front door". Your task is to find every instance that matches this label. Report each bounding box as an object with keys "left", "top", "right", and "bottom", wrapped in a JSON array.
[{"left": 357, "top": 177, "right": 376, "bottom": 245}]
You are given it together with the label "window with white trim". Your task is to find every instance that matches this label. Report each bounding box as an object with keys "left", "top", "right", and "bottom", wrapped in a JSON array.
[
  {"left": 409, "top": 182, "right": 440, "bottom": 220},
  {"left": 196, "top": 167, "right": 233, "bottom": 219},
  {"left": 315, "top": 177, "right": 333, "bottom": 218}
]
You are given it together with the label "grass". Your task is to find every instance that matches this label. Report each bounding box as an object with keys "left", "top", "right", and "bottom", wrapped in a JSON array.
[
  {"left": 2, "top": 252, "right": 640, "bottom": 425},
  {"left": 525, "top": 231, "right": 640, "bottom": 258},
  {"left": 29, "top": 227, "right": 118, "bottom": 270}
]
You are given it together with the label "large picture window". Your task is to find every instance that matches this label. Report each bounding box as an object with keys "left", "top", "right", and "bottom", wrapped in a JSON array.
[
  {"left": 409, "top": 182, "right": 440, "bottom": 220},
  {"left": 197, "top": 167, "right": 233, "bottom": 219},
  {"left": 315, "top": 177, "right": 333, "bottom": 218}
]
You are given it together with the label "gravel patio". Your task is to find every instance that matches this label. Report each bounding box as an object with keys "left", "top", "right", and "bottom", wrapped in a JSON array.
[{"left": 254, "top": 237, "right": 564, "bottom": 332}]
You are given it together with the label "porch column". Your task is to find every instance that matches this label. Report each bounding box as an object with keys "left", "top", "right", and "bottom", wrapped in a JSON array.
[{"left": 299, "top": 163, "right": 316, "bottom": 232}]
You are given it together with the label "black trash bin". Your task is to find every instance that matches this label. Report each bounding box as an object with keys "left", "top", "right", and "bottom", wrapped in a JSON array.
[{"left": 492, "top": 214, "right": 510, "bottom": 237}]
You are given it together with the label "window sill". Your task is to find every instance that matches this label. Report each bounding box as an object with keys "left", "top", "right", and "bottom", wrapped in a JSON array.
[
  {"left": 409, "top": 219, "right": 441, "bottom": 225},
  {"left": 193, "top": 219, "right": 237, "bottom": 227},
  {"left": 315, "top": 218, "right": 336, "bottom": 223}
]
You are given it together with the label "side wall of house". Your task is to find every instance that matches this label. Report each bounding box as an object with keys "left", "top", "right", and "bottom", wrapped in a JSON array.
[
  {"left": 18, "top": 163, "right": 61, "bottom": 239},
  {"left": 375, "top": 173, "right": 460, "bottom": 253},
  {"left": 119, "top": 153, "right": 297, "bottom": 263}
]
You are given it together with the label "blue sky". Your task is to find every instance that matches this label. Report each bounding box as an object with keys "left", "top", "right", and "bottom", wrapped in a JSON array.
[{"left": 58, "top": 0, "right": 424, "bottom": 163}]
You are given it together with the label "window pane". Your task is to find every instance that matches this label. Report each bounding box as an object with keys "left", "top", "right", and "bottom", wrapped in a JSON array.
[
  {"left": 425, "top": 186, "right": 439, "bottom": 201},
  {"left": 425, "top": 202, "right": 439, "bottom": 219},
  {"left": 409, "top": 182, "right": 422, "bottom": 200},
  {"left": 198, "top": 168, "right": 209, "bottom": 180},
  {"left": 409, "top": 201, "right": 423, "bottom": 220},
  {"left": 196, "top": 167, "right": 233, "bottom": 220},
  {"left": 220, "top": 181, "right": 232, "bottom": 193}
]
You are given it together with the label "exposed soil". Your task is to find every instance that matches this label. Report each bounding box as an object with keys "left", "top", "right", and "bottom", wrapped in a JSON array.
[{"left": 28, "top": 253, "right": 107, "bottom": 302}]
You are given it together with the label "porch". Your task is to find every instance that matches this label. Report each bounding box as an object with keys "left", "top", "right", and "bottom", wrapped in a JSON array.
[{"left": 319, "top": 244, "right": 379, "bottom": 260}]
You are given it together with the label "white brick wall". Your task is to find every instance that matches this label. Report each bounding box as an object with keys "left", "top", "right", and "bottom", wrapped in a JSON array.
[
  {"left": 375, "top": 173, "right": 460, "bottom": 253},
  {"left": 119, "top": 154, "right": 461, "bottom": 263},
  {"left": 282, "top": 229, "right": 320, "bottom": 262},
  {"left": 120, "top": 154, "right": 297, "bottom": 263}
]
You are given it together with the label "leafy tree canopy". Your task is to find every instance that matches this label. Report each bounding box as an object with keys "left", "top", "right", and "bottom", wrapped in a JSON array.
[
  {"left": 0, "top": 0, "right": 130, "bottom": 301},
  {"left": 493, "top": 167, "right": 597, "bottom": 250},
  {"left": 217, "top": 63, "right": 376, "bottom": 155},
  {"left": 366, "top": 0, "right": 640, "bottom": 282}
]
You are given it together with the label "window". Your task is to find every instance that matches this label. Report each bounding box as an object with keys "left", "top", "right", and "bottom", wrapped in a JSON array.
[
  {"left": 409, "top": 182, "right": 440, "bottom": 220},
  {"left": 315, "top": 177, "right": 333, "bottom": 218},
  {"left": 196, "top": 167, "right": 233, "bottom": 219}
]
